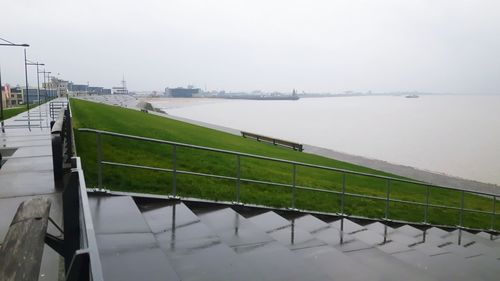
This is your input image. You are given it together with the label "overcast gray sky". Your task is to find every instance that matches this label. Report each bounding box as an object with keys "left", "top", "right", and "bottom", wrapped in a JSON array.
[{"left": 1, "top": 0, "right": 499, "bottom": 93}]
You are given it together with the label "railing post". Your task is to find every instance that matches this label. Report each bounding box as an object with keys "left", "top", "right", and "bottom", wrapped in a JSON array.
[
  {"left": 424, "top": 185, "right": 430, "bottom": 224},
  {"left": 62, "top": 170, "right": 82, "bottom": 271},
  {"left": 96, "top": 132, "right": 103, "bottom": 189},
  {"left": 385, "top": 179, "right": 391, "bottom": 220},
  {"left": 459, "top": 190, "right": 465, "bottom": 227},
  {"left": 292, "top": 163, "right": 296, "bottom": 209},
  {"left": 172, "top": 144, "right": 177, "bottom": 197},
  {"left": 65, "top": 108, "right": 73, "bottom": 161},
  {"left": 236, "top": 155, "right": 241, "bottom": 203},
  {"left": 341, "top": 172, "right": 346, "bottom": 215},
  {"left": 491, "top": 195, "right": 496, "bottom": 232}
]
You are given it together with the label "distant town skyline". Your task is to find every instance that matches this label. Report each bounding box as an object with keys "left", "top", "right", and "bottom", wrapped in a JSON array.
[{"left": 1, "top": 0, "right": 499, "bottom": 94}]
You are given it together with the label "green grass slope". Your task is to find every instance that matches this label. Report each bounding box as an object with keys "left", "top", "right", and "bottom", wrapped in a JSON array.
[
  {"left": 71, "top": 99, "right": 499, "bottom": 230},
  {"left": 1, "top": 107, "right": 27, "bottom": 121}
]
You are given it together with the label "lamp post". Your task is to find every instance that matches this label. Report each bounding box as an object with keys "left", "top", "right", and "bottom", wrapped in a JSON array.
[
  {"left": 26, "top": 61, "right": 45, "bottom": 128},
  {"left": 40, "top": 70, "right": 51, "bottom": 102},
  {"left": 26, "top": 60, "right": 44, "bottom": 106},
  {"left": 23, "top": 49, "right": 31, "bottom": 130},
  {"left": 0, "top": 65, "right": 4, "bottom": 133},
  {"left": 0, "top": 37, "right": 29, "bottom": 132}
]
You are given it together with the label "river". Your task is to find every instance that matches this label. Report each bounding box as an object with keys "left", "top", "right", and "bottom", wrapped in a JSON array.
[{"left": 150, "top": 95, "right": 500, "bottom": 186}]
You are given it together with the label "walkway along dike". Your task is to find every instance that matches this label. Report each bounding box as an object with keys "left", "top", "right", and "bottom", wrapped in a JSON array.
[{"left": 0, "top": 100, "right": 103, "bottom": 281}]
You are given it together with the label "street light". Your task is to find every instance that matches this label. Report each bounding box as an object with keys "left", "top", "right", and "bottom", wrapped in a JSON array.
[
  {"left": 0, "top": 43, "right": 29, "bottom": 47},
  {"left": 26, "top": 60, "right": 44, "bottom": 106},
  {"left": 40, "top": 69, "right": 51, "bottom": 102},
  {"left": 26, "top": 60, "right": 44, "bottom": 127},
  {"left": 24, "top": 56, "right": 46, "bottom": 131},
  {"left": 0, "top": 37, "right": 29, "bottom": 48},
  {"left": 0, "top": 37, "right": 29, "bottom": 132}
]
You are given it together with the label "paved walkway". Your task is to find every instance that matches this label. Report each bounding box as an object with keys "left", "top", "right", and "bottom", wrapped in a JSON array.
[{"left": 0, "top": 100, "right": 65, "bottom": 281}]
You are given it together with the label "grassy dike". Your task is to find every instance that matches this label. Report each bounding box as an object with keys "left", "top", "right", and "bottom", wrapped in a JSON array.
[{"left": 71, "top": 99, "right": 499, "bottom": 230}]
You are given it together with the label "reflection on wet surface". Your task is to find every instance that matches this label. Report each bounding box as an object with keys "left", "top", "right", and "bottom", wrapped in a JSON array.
[{"left": 89, "top": 195, "right": 500, "bottom": 281}]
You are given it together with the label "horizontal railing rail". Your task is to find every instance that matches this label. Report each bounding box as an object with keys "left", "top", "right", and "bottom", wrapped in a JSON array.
[
  {"left": 72, "top": 157, "right": 105, "bottom": 281},
  {"left": 49, "top": 101, "right": 68, "bottom": 121},
  {"left": 78, "top": 128, "right": 499, "bottom": 233}
]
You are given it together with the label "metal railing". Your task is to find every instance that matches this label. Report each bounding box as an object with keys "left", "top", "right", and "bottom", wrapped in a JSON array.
[
  {"left": 78, "top": 128, "right": 499, "bottom": 233},
  {"left": 50, "top": 101, "right": 68, "bottom": 121},
  {"left": 52, "top": 107, "right": 103, "bottom": 281},
  {"left": 63, "top": 157, "right": 104, "bottom": 281}
]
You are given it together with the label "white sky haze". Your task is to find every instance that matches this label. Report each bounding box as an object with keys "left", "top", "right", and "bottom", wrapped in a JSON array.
[{"left": 1, "top": 0, "right": 499, "bottom": 93}]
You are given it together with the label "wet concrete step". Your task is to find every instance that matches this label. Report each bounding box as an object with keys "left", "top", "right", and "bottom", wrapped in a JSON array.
[
  {"left": 316, "top": 219, "right": 439, "bottom": 281},
  {"left": 363, "top": 222, "right": 494, "bottom": 281},
  {"left": 439, "top": 230, "right": 500, "bottom": 265},
  {"left": 426, "top": 228, "right": 500, "bottom": 259},
  {"left": 379, "top": 224, "right": 500, "bottom": 280},
  {"left": 394, "top": 225, "right": 487, "bottom": 258},
  {"left": 138, "top": 201, "right": 259, "bottom": 281},
  {"left": 250, "top": 213, "right": 439, "bottom": 281},
  {"left": 88, "top": 195, "right": 180, "bottom": 281},
  {"left": 191, "top": 206, "right": 332, "bottom": 281},
  {"left": 477, "top": 231, "right": 500, "bottom": 242},
  {"left": 330, "top": 220, "right": 486, "bottom": 281},
  {"left": 251, "top": 212, "right": 382, "bottom": 281}
]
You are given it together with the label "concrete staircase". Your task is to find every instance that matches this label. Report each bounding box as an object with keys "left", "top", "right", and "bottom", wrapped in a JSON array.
[{"left": 88, "top": 194, "right": 500, "bottom": 281}]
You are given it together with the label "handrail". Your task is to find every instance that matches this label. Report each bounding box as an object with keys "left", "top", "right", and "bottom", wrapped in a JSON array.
[
  {"left": 74, "top": 157, "right": 105, "bottom": 281},
  {"left": 52, "top": 105, "right": 103, "bottom": 280},
  {"left": 78, "top": 128, "right": 499, "bottom": 198},
  {"left": 77, "top": 127, "right": 499, "bottom": 232}
]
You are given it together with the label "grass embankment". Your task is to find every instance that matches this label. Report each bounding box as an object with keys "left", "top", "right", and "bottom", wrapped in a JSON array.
[
  {"left": 71, "top": 99, "right": 499, "bottom": 230},
  {"left": 1, "top": 106, "right": 28, "bottom": 121}
]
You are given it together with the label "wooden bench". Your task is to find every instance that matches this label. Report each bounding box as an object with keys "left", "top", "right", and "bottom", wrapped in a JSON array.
[
  {"left": 0, "top": 197, "right": 51, "bottom": 281},
  {"left": 241, "top": 131, "right": 303, "bottom": 152}
]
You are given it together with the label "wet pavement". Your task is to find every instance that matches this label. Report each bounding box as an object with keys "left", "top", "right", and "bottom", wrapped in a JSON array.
[
  {"left": 85, "top": 194, "right": 500, "bottom": 281},
  {"left": 0, "top": 101, "right": 64, "bottom": 281}
]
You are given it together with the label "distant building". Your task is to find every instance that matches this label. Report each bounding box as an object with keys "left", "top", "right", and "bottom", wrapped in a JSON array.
[
  {"left": 165, "top": 87, "right": 200, "bottom": 97},
  {"left": 112, "top": 76, "right": 128, "bottom": 95},
  {"left": 1, "top": 84, "right": 11, "bottom": 109},
  {"left": 43, "top": 77, "right": 68, "bottom": 97},
  {"left": 10, "top": 87, "right": 24, "bottom": 106},
  {"left": 67, "top": 81, "right": 111, "bottom": 95},
  {"left": 6, "top": 86, "right": 57, "bottom": 105},
  {"left": 21, "top": 88, "right": 38, "bottom": 104},
  {"left": 112, "top": 86, "right": 128, "bottom": 95},
  {"left": 68, "top": 83, "right": 88, "bottom": 93}
]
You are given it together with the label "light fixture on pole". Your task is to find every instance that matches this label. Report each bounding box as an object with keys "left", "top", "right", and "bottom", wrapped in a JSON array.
[
  {"left": 0, "top": 37, "right": 29, "bottom": 132},
  {"left": 26, "top": 60, "right": 45, "bottom": 106}
]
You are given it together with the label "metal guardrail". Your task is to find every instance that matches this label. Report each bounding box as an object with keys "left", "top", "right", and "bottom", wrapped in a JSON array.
[
  {"left": 50, "top": 101, "right": 68, "bottom": 121},
  {"left": 52, "top": 107, "right": 103, "bottom": 281},
  {"left": 63, "top": 157, "right": 104, "bottom": 281},
  {"left": 78, "top": 128, "right": 499, "bottom": 233}
]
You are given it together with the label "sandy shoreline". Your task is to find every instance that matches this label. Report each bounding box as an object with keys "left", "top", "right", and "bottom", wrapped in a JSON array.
[
  {"left": 78, "top": 95, "right": 500, "bottom": 195},
  {"left": 143, "top": 97, "right": 230, "bottom": 110}
]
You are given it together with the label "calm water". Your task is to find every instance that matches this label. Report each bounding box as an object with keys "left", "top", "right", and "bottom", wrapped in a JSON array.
[{"left": 154, "top": 95, "right": 500, "bottom": 186}]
